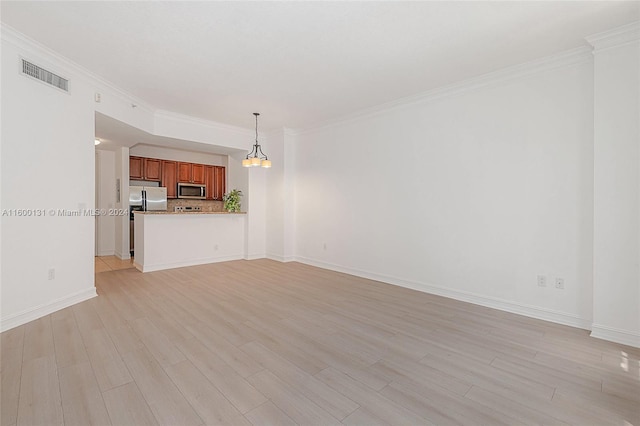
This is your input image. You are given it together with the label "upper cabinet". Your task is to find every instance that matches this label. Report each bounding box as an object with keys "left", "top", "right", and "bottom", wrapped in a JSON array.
[
  {"left": 214, "top": 166, "right": 226, "bottom": 200},
  {"left": 178, "top": 162, "right": 206, "bottom": 184},
  {"left": 131, "top": 155, "right": 224, "bottom": 198},
  {"left": 130, "top": 156, "right": 162, "bottom": 182},
  {"left": 161, "top": 161, "right": 178, "bottom": 198},
  {"left": 129, "top": 156, "right": 143, "bottom": 180},
  {"left": 145, "top": 158, "right": 162, "bottom": 181},
  {"left": 192, "top": 164, "right": 206, "bottom": 184},
  {"left": 205, "top": 166, "right": 226, "bottom": 200}
]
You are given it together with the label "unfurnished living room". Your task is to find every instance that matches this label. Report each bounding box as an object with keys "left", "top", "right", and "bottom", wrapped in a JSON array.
[{"left": 1, "top": 2, "right": 639, "bottom": 425}]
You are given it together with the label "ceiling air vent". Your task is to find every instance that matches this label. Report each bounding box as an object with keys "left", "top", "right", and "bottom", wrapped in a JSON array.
[{"left": 21, "top": 59, "right": 69, "bottom": 92}]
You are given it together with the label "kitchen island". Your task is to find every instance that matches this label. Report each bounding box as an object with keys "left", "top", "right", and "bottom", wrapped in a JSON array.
[{"left": 133, "top": 211, "right": 246, "bottom": 272}]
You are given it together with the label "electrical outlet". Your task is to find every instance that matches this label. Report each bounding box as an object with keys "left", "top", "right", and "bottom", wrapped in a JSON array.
[
  {"left": 537, "top": 275, "right": 547, "bottom": 287},
  {"left": 48, "top": 268, "right": 55, "bottom": 280},
  {"left": 323, "top": 243, "right": 327, "bottom": 250},
  {"left": 555, "top": 278, "right": 565, "bottom": 289},
  {"left": 214, "top": 244, "right": 219, "bottom": 251}
]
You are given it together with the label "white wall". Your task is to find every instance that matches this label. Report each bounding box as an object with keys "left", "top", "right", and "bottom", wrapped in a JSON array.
[
  {"left": 129, "top": 144, "right": 227, "bottom": 167},
  {"left": 1, "top": 35, "right": 97, "bottom": 329},
  {"left": 95, "top": 150, "right": 116, "bottom": 255},
  {"left": 265, "top": 129, "right": 296, "bottom": 262},
  {"left": 591, "top": 27, "right": 640, "bottom": 347},
  {"left": 265, "top": 130, "right": 285, "bottom": 260},
  {"left": 294, "top": 55, "right": 596, "bottom": 329},
  {"left": 246, "top": 166, "right": 267, "bottom": 260}
]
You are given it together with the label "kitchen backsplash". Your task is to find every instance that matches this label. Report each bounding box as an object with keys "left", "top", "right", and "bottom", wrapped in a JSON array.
[{"left": 167, "top": 199, "right": 224, "bottom": 212}]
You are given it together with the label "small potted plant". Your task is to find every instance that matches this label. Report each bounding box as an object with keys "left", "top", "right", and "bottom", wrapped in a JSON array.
[{"left": 223, "top": 189, "right": 243, "bottom": 213}]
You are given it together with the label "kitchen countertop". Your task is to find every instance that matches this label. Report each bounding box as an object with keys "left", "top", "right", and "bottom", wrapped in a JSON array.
[{"left": 134, "top": 211, "right": 246, "bottom": 215}]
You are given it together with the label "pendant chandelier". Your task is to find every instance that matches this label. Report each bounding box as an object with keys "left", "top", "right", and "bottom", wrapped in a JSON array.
[{"left": 242, "top": 113, "right": 271, "bottom": 168}]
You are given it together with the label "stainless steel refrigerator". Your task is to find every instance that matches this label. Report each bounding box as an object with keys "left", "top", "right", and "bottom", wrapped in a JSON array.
[
  {"left": 129, "top": 186, "right": 167, "bottom": 212},
  {"left": 129, "top": 186, "right": 167, "bottom": 256}
]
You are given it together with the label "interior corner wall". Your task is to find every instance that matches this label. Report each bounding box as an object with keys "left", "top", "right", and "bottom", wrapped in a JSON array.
[
  {"left": 246, "top": 166, "right": 267, "bottom": 260},
  {"left": 114, "top": 147, "right": 130, "bottom": 260},
  {"left": 283, "top": 130, "right": 296, "bottom": 261},
  {"left": 293, "top": 59, "right": 595, "bottom": 329},
  {"left": 265, "top": 130, "right": 286, "bottom": 260},
  {"left": 591, "top": 39, "right": 640, "bottom": 347},
  {"left": 264, "top": 129, "right": 296, "bottom": 262},
  {"left": 1, "top": 37, "right": 97, "bottom": 330},
  {"left": 96, "top": 150, "right": 116, "bottom": 256},
  {"left": 227, "top": 152, "right": 250, "bottom": 257}
]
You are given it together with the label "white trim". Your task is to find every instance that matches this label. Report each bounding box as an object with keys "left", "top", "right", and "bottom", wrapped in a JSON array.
[
  {"left": 114, "top": 249, "right": 131, "bottom": 260},
  {"left": 266, "top": 254, "right": 295, "bottom": 263},
  {"left": 591, "top": 324, "right": 640, "bottom": 349},
  {"left": 586, "top": 21, "right": 640, "bottom": 52},
  {"left": 245, "top": 254, "right": 266, "bottom": 261},
  {"left": 96, "top": 250, "right": 115, "bottom": 257},
  {"left": 1, "top": 288, "right": 97, "bottom": 332},
  {"left": 293, "top": 46, "right": 593, "bottom": 136},
  {"left": 134, "top": 254, "right": 244, "bottom": 273},
  {"left": 294, "top": 256, "right": 591, "bottom": 331}
]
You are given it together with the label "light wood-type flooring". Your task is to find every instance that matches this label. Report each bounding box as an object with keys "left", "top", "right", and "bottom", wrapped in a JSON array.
[
  {"left": 95, "top": 256, "right": 135, "bottom": 273},
  {"left": 2, "top": 259, "right": 639, "bottom": 425}
]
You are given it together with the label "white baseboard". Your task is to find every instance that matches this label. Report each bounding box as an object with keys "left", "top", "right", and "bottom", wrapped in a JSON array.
[
  {"left": 96, "top": 249, "right": 115, "bottom": 257},
  {"left": 591, "top": 324, "right": 640, "bottom": 348},
  {"left": 266, "top": 254, "right": 296, "bottom": 262},
  {"left": 294, "top": 256, "right": 591, "bottom": 331},
  {"left": 114, "top": 249, "right": 131, "bottom": 260},
  {"left": 245, "top": 254, "right": 266, "bottom": 261},
  {"left": 1, "top": 287, "right": 97, "bottom": 332},
  {"left": 134, "top": 254, "right": 244, "bottom": 273}
]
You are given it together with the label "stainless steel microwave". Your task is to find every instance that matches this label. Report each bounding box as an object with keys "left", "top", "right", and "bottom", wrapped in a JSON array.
[{"left": 177, "top": 183, "right": 206, "bottom": 199}]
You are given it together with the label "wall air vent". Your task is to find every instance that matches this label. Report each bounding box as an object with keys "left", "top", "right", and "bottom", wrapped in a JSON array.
[{"left": 21, "top": 59, "right": 69, "bottom": 92}]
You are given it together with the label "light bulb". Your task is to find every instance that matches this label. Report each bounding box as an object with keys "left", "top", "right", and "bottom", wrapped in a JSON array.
[
  {"left": 261, "top": 159, "right": 272, "bottom": 168},
  {"left": 242, "top": 158, "right": 251, "bottom": 167}
]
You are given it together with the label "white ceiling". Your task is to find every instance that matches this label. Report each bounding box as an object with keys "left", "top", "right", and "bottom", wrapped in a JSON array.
[{"left": 2, "top": 1, "right": 639, "bottom": 131}]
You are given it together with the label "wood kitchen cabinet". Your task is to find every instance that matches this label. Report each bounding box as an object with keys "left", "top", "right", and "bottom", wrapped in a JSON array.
[
  {"left": 177, "top": 162, "right": 191, "bottom": 183},
  {"left": 205, "top": 166, "right": 214, "bottom": 200},
  {"left": 129, "top": 156, "right": 144, "bottom": 179},
  {"left": 178, "top": 162, "right": 206, "bottom": 184},
  {"left": 144, "top": 158, "right": 162, "bottom": 181},
  {"left": 130, "top": 156, "right": 161, "bottom": 182},
  {"left": 206, "top": 166, "right": 226, "bottom": 200},
  {"left": 215, "top": 166, "right": 226, "bottom": 200},
  {"left": 161, "top": 160, "right": 178, "bottom": 198},
  {"left": 192, "top": 164, "right": 205, "bottom": 184}
]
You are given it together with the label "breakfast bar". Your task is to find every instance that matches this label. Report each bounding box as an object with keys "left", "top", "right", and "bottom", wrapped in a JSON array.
[{"left": 133, "top": 211, "right": 246, "bottom": 272}]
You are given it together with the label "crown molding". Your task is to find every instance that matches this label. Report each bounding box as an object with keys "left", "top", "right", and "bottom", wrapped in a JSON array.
[
  {"left": 154, "top": 110, "right": 255, "bottom": 137},
  {"left": 294, "top": 45, "right": 593, "bottom": 136},
  {"left": 586, "top": 21, "right": 640, "bottom": 52},
  {"left": 1, "top": 23, "right": 156, "bottom": 115}
]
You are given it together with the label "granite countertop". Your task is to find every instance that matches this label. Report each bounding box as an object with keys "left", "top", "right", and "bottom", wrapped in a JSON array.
[{"left": 134, "top": 211, "right": 246, "bottom": 215}]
